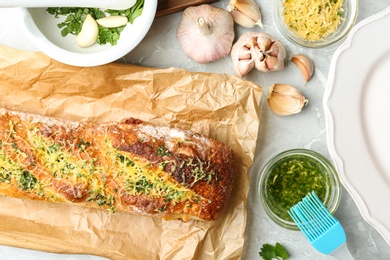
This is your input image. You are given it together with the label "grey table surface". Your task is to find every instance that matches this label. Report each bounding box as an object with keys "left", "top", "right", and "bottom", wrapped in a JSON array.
[{"left": 0, "top": 0, "right": 390, "bottom": 259}]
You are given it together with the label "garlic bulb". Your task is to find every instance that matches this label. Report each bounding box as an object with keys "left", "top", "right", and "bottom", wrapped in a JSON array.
[
  {"left": 227, "top": 0, "right": 263, "bottom": 28},
  {"left": 231, "top": 32, "right": 286, "bottom": 77},
  {"left": 267, "top": 84, "right": 309, "bottom": 116},
  {"left": 176, "top": 4, "right": 235, "bottom": 64},
  {"left": 291, "top": 54, "right": 314, "bottom": 83}
]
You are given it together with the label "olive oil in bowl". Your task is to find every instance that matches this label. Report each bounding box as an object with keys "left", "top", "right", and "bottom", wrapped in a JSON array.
[{"left": 258, "top": 149, "right": 341, "bottom": 230}]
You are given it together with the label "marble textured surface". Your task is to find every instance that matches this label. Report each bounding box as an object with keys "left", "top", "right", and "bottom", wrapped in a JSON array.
[{"left": 0, "top": 0, "right": 390, "bottom": 259}]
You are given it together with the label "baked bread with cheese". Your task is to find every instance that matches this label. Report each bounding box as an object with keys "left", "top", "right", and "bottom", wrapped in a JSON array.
[{"left": 0, "top": 108, "right": 235, "bottom": 221}]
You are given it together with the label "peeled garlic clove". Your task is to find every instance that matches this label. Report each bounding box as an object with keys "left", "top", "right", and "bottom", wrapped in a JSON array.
[
  {"left": 176, "top": 4, "right": 235, "bottom": 64},
  {"left": 267, "top": 84, "right": 309, "bottom": 116},
  {"left": 227, "top": 0, "right": 263, "bottom": 28},
  {"left": 96, "top": 16, "right": 128, "bottom": 28},
  {"left": 76, "top": 14, "right": 99, "bottom": 48},
  {"left": 291, "top": 54, "right": 314, "bottom": 83}
]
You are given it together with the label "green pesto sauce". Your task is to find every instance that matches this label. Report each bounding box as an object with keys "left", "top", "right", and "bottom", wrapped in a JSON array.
[{"left": 265, "top": 154, "right": 330, "bottom": 221}]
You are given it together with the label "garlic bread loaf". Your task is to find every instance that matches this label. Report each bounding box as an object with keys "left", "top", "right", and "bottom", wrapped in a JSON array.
[{"left": 0, "top": 108, "right": 235, "bottom": 221}]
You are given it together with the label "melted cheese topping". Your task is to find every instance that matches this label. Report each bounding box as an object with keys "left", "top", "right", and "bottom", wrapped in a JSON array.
[
  {"left": 106, "top": 141, "right": 198, "bottom": 203},
  {"left": 0, "top": 119, "right": 206, "bottom": 214},
  {"left": 28, "top": 126, "right": 197, "bottom": 203},
  {"left": 282, "top": 0, "right": 344, "bottom": 41},
  {"left": 28, "top": 128, "right": 95, "bottom": 185},
  {"left": 0, "top": 150, "right": 39, "bottom": 191}
]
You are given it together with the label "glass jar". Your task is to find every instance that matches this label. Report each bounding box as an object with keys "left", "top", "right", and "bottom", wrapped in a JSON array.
[
  {"left": 274, "top": 0, "right": 358, "bottom": 48},
  {"left": 258, "top": 148, "right": 342, "bottom": 230}
]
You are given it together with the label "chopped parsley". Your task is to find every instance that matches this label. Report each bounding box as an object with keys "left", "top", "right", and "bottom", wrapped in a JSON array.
[
  {"left": 46, "top": 0, "right": 144, "bottom": 46},
  {"left": 18, "top": 171, "right": 38, "bottom": 191},
  {"left": 0, "top": 151, "right": 43, "bottom": 194},
  {"left": 265, "top": 154, "right": 330, "bottom": 222},
  {"left": 282, "top": 0, "right": 344, "bottom": 41},
  {"left": 157, "top": 145, "right": 172, "bottom": 157}
]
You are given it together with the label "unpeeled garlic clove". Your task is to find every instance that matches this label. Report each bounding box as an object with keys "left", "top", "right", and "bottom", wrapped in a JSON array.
[
  {"left": 76, "top": 14, "right": 99, "bottom": 48},
  {"left": 228, "top": 8, "right": 259, "bottom": 28},
  {"left": 231, "top": 32, "right": 286, "bottom": 77},
  {"left": 96, "top": 16, "right": 128, "bottom": 28},
  {"left": 291, "top": 54, "right": 314, "bottom": 83},
  {"left": 256, "top": 35, "right": 272, "bottom": 51},
  {"left": 267, "top": 84, "right": 309, "bottom": 116},
  {"left": 227, "top": 0, "right": 262, "bottom": 28},
  {"left": 238, "top": 59, "right": 255, "bottom": 77}
]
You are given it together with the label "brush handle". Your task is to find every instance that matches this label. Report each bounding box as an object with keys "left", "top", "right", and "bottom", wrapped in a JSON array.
[{"left": 331, "top": 243, "right": 354, "bottom": 259}]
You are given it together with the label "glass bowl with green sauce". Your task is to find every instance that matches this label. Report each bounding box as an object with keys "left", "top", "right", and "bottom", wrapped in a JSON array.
[
  {"left": 258, "top": 149, "right": 341, "bottom": 230},
  {"left": 274, "top": 0, "right": 358, "bottom": 48}
]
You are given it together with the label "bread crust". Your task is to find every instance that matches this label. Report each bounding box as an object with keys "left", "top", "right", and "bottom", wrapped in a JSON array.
[{"left": 0, "top": 108, "right": 235, "bottom": 221}]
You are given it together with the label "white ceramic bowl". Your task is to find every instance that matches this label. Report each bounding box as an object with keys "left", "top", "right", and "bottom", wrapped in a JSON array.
[{"left": 16, "top": 0, "right": 157, "bottom": 66}]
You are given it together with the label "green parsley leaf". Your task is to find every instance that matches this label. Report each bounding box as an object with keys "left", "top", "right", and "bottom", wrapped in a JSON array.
[
  {"left": 97, "top": 26, "right": 125, "bottom": 46},
  {"left": 275, "top": 243, "right": 289, "bottom": 259},
  {"left": 46, "top": 0, "right": 144, "bottom": 46},
  {"left": 259, "top": 244, "right": 277, "bottom": 260},
  {"left": 259, "top": 243, "right": 289, "bottom": 260},
  {"left": 46, "top": 7, "right": 105, "bottom": 37},
  {"left": 106, "top": 0, "right": 144, "bottom": 23}
]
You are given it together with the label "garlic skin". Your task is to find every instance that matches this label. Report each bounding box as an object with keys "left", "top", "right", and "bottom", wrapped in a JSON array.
[
  {"left": 227, "top": 0, "right": 263, "bottom": 28},
  {"left": 231, "top": 32, "right": 286, "bottom": 77},
  {"left": 291, "top": 54, "right": 314, "bottom": 83},
  {"left": 76, "top": 14, "right": 99, "bottom": 48},
  {"left": 267, "top": 84, "right": 309, "bottom": 116},
  {"left": 176, "top": 4, "right": 235, "bottom": 64}
]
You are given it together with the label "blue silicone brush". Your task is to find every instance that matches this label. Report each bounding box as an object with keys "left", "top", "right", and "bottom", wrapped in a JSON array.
[{"left": 288, "top": 191, "right": 354, "bottom": 259}]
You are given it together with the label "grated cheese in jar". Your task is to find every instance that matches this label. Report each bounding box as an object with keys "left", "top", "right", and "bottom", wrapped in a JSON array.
[{"left": 282, "top": 0, "right": 344, "bottom": 42}]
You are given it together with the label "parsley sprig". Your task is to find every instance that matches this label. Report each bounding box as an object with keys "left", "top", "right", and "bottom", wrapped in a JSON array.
[
  {"left": 46, "top": 0, "right": 144, "bottom": 46},
  {"left": 259, "top": 242, "right": 289, "bottom": 260}
]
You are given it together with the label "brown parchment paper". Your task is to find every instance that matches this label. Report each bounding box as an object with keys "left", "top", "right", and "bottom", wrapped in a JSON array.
[{"left": 0, "top": 45, "right": 262, "bottom": 260}]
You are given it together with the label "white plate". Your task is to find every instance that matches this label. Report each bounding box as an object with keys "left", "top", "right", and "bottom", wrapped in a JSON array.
[{"left": 324, "top": 6, "right": 390, "bottom": 245}]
